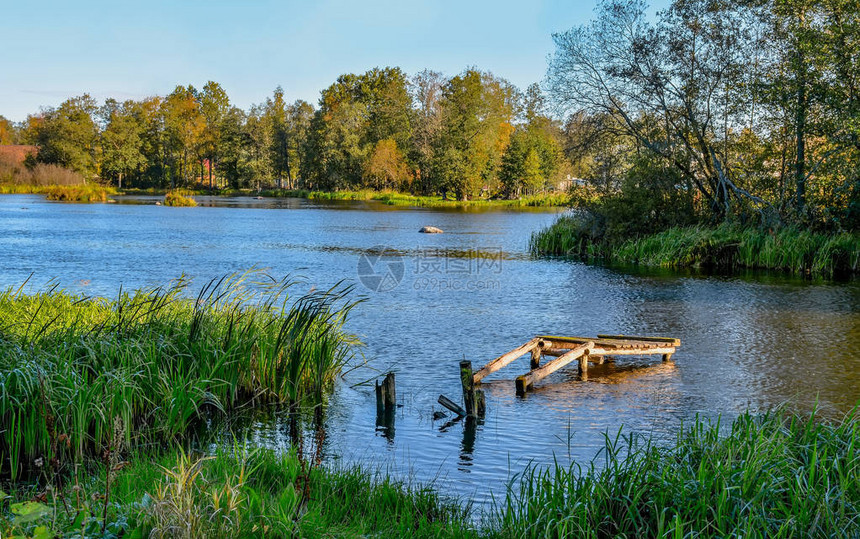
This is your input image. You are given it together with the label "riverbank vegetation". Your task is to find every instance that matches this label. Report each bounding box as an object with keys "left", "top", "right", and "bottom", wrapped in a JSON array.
[
  {"left": 0, "top": 278, "right": 857, "bottom": 536},
  {"left": 494, "top": 408, "right": 860, "bottom": 538},
  {"left": 3, "top": 405, "right": 856, "bottom": 538},
  {"left": 162, "top": 190, "right": 197, "bottom": 207},
  {"left": 529, "top": 0, "right": 860, "bottom": 272},
  {"left": 0, "top": 275, "right": 360, "bottom": 481},
  {"left": 258, "top": 189, "right": 568, "bottom": 208},
  {"left": 532, "top": 219, "right": 860, "bottom": 276},
  {"left": 0, "top": 73, "right": 569, "bottom": 203}
]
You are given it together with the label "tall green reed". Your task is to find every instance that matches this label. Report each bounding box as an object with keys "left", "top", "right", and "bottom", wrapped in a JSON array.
[
  {"left": 0, "top": 273, "right": 361, "bottom": 479},
  {"left": 490, "top": 408, "right": 860, "bottom": 538},
  {"left": 530, "top": 218, "right": 860, "bottom": 277}
]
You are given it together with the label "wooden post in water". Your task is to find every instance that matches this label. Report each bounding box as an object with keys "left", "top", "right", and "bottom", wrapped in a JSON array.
[
  {"left": 662, "top": 352, "right": 673, "bottom": 362},
  {"left": 475, "top": 389, "right": 486, "bottom": 417},
  {"left": 460, "top": 360, "right": 481, "bottom": 417},
  {"left": 375, "top": 372, "right": 396, "bottom": 414},
  {"left": 578, "top": 351, "right": 589, "bottom": 376},
  {"left": 530, "top": 347, "right": 542, "bottom": 370}
]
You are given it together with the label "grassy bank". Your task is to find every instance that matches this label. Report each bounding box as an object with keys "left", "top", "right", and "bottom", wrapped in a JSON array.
[
  {"left": 492, "top": 408, "right": 860, "bottom": 538},
  {"left": 2, "top": 183, "right": 568, "bottom": 208},
  {"left": 271, "top": 189, "right": 570, "bottom": 208},
  {"left": 120, "top": 187, "right": 569, "bottom": 208},
  {"left": 0, "top": 274, "right": 360, "bottom": 480},
  {"left": 3, "top": 409, "right": 857, "bottom": 537},
  {"left": 0, "top": 183, "right": 116, "bottom": 202},
  {"left": 531, "top": 217, "right": 860, "bottom": 276},
  {"left": 1, "top": 446, "right": 471, "bottom": 538}
]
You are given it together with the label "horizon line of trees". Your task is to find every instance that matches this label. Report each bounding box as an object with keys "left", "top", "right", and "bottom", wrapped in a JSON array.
[
  {"left": 0, "top": 69, "right": 570, "bottom": 201},
  {"left": 0, "top": 0, "right": 857, "bottom": 232}
]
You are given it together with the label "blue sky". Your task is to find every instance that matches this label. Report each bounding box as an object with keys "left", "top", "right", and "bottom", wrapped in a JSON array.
[{"left": 1, "top": 0, "right": 668, "bottom": 122}]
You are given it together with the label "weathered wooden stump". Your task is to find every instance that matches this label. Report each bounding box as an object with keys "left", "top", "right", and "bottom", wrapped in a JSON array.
[
  {"left": 460, "top": 360, "right": 485, "bottom": 418},
  {"left": 375, "top": 372, "right": 396, "bottom": 414}
]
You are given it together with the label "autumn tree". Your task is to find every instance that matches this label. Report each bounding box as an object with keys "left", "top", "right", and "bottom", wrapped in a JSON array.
[
  {"left": 0, "top": 116, "right": 17, "bottom": 145},
  {"left": 200, "top": 81, "right": 230, "bottom": 189},
  {"left": 432, "top": 69, "right": 517, "bottom": 199}
]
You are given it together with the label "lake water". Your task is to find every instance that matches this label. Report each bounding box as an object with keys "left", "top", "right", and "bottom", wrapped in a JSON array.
[{"left": 1, "top": 194, "right": 858, "bottom": 505}]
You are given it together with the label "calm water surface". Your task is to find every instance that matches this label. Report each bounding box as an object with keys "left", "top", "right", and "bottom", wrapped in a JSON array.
[{"left": 1, "top": 194, "right": 858, "bottom": 504}]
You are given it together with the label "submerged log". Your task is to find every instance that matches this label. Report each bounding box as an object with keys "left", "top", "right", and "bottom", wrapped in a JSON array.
[{"left": 438, "top": 395, "right": 466, "bottom": 417}]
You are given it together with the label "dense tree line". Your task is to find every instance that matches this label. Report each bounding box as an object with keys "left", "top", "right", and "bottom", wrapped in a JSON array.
[
  {"left": 548, "top": 0, "right": 860, "bottom": 232},
  {"left": 1, "top": 0, "right": 856, "bottom": 229},
  {"left": 0, "top": 68, "right": 568, "bottom": 200}
]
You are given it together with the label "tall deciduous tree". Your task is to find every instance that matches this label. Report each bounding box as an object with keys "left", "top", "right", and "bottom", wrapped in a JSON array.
[
  {"left": 33, "top": 95, "right": 100, "bottom": 178},
  {"left": 100, "top": 99, "right": 146, "bottom": 188}
]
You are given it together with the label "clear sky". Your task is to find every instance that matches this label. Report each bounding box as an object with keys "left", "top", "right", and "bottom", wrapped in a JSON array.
[{"left": 1, "top": 0, "right": 668, "bottom": 122}]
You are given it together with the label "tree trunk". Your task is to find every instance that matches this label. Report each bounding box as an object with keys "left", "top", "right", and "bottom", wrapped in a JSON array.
[{"left": 795, "top": 71, "right": 807, "bottom": 218}]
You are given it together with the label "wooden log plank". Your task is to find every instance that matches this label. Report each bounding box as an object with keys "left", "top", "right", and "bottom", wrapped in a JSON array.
[
  {"left": 516, "top": 342, "right": 594, "bottom": 394},
  {"left": 541, "top": 337, "right": 633, "bottom": 350},
  {"left": 597, "top": 334, "right": 681, "bottom": 347},
  {"left": 473, "top": 338, "right": 541, "bottom": 383},
  {"left": 591, "top": 346, "right": 676, "bottom": 356},
  {"left": 594, "top": 339, "right": 664, "bottom": 350},
  {"left": 438, "top": 395, "right": 466, "bottom": 417}
]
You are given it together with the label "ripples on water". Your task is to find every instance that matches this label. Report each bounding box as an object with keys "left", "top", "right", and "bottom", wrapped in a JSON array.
[{"left": 1, "top": 194, "right": 857, "bottom": 504}]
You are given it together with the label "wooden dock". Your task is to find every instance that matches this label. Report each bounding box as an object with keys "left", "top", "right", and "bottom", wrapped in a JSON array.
[{"left": 471, "top": 334, "right": 680, "bottom": 396}]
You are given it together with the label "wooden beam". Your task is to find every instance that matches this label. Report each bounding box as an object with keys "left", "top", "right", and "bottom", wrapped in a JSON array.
[
  {"left": 473, "top": 338, "right": 541, "bottom": 383},
  {"left": 591, "top": 346, "right": 676, "bottom": 356},
  {"left": 597, "top": 334, "right": 681, "bottom": 347},
  {"left": 515, "top": 342, "right": 593, "bottom": 395},
  {"left": 530, "top": 347, "right": 542, "bottom": 369},
  {"left": 438, "top": 395, "right": 466, "bottom": 417}
]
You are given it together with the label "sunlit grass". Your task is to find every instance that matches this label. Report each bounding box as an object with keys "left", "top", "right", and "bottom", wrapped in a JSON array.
[
  {"left": 531, "top": 218, "right": 860, "bottom": 276},
  {"left": 489, "top": 408, "right": 860, "bottom": 538},
  {"left": 163, "top": 190, "right": 197, "bottom": 207},
  {"left": 253, "top": 188, "right": 570, "bottom": 208},
  {"left": 5, "top": 409, "right": 857, "bottom": 538},
  {"left": 2, "top": 444, "right": 472, "bottom": 538},
  {"left": 0, "top": 183, "right": 116, "bottom": 202}
]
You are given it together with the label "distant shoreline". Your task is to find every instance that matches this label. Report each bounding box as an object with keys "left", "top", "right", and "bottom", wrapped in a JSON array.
[{"left": 1, "top": 183, "right": 571, "bottom": 209}]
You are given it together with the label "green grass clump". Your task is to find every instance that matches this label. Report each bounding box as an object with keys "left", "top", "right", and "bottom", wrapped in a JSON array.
[
  {"left": 490, "top": 408, "right": 860, "bottom": 538},
  {"left": 0, "top": 183, "right": 116, "bottom": 202},
  {"left": 0, "top": 274, "right": 360, "bottom": 480},
  {"left": 2, "top": 405, "right": 857, "bottom": 537},
  {"left": 1, "top": 445, "right": 472, "bottom": 538},
  {"left": 252, "top": 188, "right": 569, "bottom": 208},
  {"left": 42, "top": 184, "right": 116, "bottom": 202},
  {"left": 163, "top": 190, "right": 197, "bottom": 207},
  {"left": 531, "top": 218, "right": 860, "bottom": 276}
]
